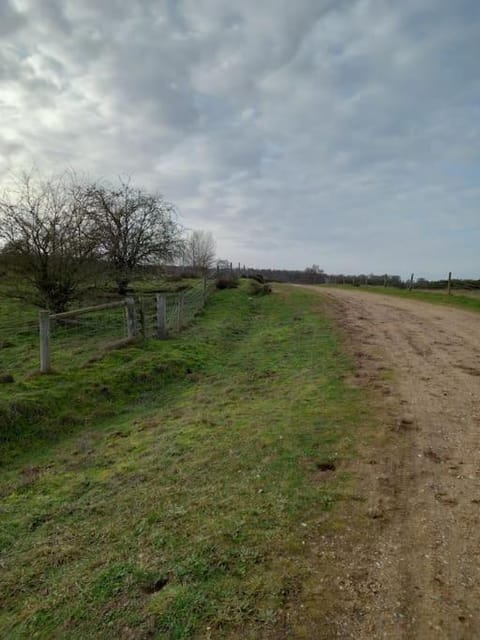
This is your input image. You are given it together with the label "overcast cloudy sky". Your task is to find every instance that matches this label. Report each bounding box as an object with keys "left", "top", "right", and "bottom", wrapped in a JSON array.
[{"left": 1, "top": 0, "right": 479, "bottom": 277}]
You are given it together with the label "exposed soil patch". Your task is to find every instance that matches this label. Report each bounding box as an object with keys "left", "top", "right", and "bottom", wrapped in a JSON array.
[{"left": 316, "top": 461, "right": 336, "bottom": 472}]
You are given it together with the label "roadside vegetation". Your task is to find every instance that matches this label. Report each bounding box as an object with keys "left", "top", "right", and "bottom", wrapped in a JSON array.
[{"left": 0, "top": 283, "right": 374, "bottom": 639}]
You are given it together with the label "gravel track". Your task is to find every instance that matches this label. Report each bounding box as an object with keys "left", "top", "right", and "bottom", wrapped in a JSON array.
[{"left": 310, "top": 287, "right": 480, "bottom": 639}]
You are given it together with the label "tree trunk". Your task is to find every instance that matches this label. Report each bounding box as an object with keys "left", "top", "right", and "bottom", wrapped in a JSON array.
[{"left": 117, "top": 279, "right": 129, "bottom": 296}]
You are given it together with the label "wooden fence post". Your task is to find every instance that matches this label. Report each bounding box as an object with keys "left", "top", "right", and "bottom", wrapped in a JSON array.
[
  {"left": 125, "top": 297, "right": 137, "bottom": 338},
  {"left": 139, "top": 297, "right": 146, "bottom": 338},
  {"left": 156, "top": 294, "right": 167, "bottom": 338},
  {"left": 447, "top": 271, "right": 452, "bottom": 296},
  {"left": 39, "top": 310, "right": 51, "bottom": 373},
  {"left": 202, "top": 275, "right": 207, "bottom": 305},
  {"left": 176, "top": 292, "right": 184, "bottom": 332}
]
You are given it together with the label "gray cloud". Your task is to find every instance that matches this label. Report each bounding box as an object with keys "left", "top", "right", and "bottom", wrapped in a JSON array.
[
  {"left": 0, "top": 0, "right": 26, "bottom": 36},
  {"left": 1, "top": 0, "right": 479, "bottom": 277}
]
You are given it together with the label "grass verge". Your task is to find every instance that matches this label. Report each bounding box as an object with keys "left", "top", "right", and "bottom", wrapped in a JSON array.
[{"left": 0, "top": 283, "right": 373, "bottom": 638}]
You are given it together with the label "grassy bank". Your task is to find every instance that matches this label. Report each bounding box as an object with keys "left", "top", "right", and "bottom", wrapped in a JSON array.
[
  {"left": 0, "top": 284, "right": 372, "bottom": 638},
  {"left": 324, "top": 284, "right": 480, "bottom": 313}
]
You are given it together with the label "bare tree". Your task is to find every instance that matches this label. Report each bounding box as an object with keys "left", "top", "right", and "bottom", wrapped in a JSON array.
[
  {"left": 184, "top": 230, "right": 216, "bottom": 275},
  {"left": 0, "top": 171, "right": 99, "bottom": 312},
  {"left": 87, "top": 179, "right": 183, "bottom": 294}
]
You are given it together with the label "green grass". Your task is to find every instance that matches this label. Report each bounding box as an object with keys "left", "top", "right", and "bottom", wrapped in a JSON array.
[
  {"left": 324, "top": 284, "right": 480, "bottom": 312},
  {"left": 0, "top": 283, "right": 373, "bottom": 638}
]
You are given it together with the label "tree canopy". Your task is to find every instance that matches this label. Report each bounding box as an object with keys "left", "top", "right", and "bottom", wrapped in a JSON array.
[
  {"left": 0, "top": 172, "right": 98, "bottom": 312},
  {"left": 87, "top": 179, "right": 183, "bottom": 294},
  {"left": 0, "top": 173, "right": 189, "bottom": 308}
]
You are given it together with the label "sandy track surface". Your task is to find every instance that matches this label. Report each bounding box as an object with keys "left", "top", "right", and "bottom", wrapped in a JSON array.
[{"left": 308, "top": 287, "right": 480, "bottom": 639}]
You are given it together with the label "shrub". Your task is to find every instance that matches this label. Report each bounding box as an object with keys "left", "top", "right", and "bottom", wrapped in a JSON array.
[
  {"left": 249, "top": 280, "right": 272, "bottom": 296},
  {"left": 216, "top": 276, "right": 239, "bottom": 290},
  {"left": 180, "top": 270, "right": 201, "bottom": 279}
]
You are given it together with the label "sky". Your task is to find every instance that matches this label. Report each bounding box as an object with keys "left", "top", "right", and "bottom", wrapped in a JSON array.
[{"left": 1, "top": 0, "right": 479, "bottom": 278}]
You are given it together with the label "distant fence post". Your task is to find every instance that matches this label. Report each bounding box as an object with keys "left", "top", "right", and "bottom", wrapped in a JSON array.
[
  {"left": 39, "top": 310, "right": 51, "bottom": 373},
  {"left": 447, "top": 271, "right": 452, "bottom": 296},
  {"left": 156, "top": 294, "right": 167, "bottom": 338},
  {"left": 125, "top": 297, "right": 137, "bottom": 338}
]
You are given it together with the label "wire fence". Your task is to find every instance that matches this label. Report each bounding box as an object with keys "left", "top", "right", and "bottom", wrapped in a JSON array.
[
  {"left": 49, "top": 302, "right": 129, "bottom": 371},
  {"left": 0, "top": 314, "right": 39, "bottom": 376},
  {"left": 0, "top": 277, "right": 216, "bottom": 377},
  {"left": 141, "top": 278, "right": 216, "bottom": 337},
  {"left": 42, "top": 277, "right": 216, "bottom": 372}
]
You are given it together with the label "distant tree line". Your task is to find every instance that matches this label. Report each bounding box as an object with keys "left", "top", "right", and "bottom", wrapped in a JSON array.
[
  {"left": 325, "top": 274, "right": 402, "bottom": 286},
  {"left": 326, "top": 274, "right": 480, "bottom": 290},
  {"left": 246, "top": 269, "right": 326, "bottom": 284},
  {"left": 414, "top": 277, "right": 480, "bottom": 290},
  {"left": 240, "top": 268, "right": 480, "bottom": 290},
  {"left": 0, "top": 171, "right": 217, "bottom": 312}
]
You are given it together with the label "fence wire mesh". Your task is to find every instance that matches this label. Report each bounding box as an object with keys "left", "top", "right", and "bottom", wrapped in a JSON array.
[
  {"left": 1, "top": 277, "right": 217, "bottom": 376},
  {"left": 0, "top": 313, "right": 39, "bottom": 376},
  {"left": 141, "top": 277, "right": 215, "bottom": 338},
  {"left": 49, "top": 305, "right": 128, "bottom": 370}
]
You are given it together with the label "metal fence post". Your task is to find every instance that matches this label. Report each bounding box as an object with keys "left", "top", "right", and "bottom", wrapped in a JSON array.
[
  {"left": 125, "top": 297, "right": 137, "bottom": 338},
  {"left": 156, "top": 294, "right": 167, "bottom": 338},
  {"left": 39, "top": 310, "right": 51, "bottom": 373}
]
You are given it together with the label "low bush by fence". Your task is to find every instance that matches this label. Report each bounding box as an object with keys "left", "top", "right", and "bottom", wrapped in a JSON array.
[{"left": 33, "top": 277, "right": 216, "bottom": 373}]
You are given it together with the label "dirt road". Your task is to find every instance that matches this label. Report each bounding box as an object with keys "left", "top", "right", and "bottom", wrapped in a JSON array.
[{"left": 310, "top": 288, "right": 480, "bottom": 639}]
